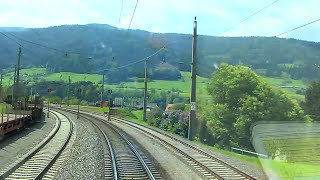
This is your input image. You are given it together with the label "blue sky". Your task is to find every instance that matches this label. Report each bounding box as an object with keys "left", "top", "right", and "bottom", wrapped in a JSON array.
[{"left": 0, "top": 0, "right": 320, "bottom": 42}]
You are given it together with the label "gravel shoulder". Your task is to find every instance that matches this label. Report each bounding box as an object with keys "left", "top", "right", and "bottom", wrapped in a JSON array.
[
  {"left": 52, "top": 110, "right": 104, "bottom": 180},
  {"left": 0, "top": 112, "right": 56, "bottom": 170}
]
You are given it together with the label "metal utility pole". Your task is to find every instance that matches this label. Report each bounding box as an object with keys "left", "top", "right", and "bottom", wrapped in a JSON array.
[
  {"left": 188, "top": 17, "right": 197, "bottom": 141},
  {"left": 15, "top": 46, "right": 21, "bottom": 102},
  {"left": 0, "top": 71, "right": 2, "bottom": 85},
  {"left": 47, "top": 88, "right": 51, "bottom": 118},
  {"left": 0, "top": 71, "right": 2, "bottom": 97},
  {"left": 77, "top": 88, "right": 81, "bottom": 119},
  {"left": 67, "top": 76, "right": 71, "bottom": 106},
  {"left": 100, "top": 71, "right": 105, "bottom": 108},
  {"left": 143, "top": 58, "right": 148, "bottom": 121},
  {"left": 108, "top": 89, "right": 112, "bottom": 121},
  {"left": 12, "top": 65, "right": 17, "bottom": 108}
]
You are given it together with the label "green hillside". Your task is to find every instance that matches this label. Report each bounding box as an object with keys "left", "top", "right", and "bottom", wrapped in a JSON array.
[{"left": 1, "top": 24, "right": 320, "bottom": 83}]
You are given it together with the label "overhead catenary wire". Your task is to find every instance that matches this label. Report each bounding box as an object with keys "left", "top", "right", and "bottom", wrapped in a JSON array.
[
  {"left": 128, "top": 0, "right": 139, "bottom": 30},
  {"left": 275, "top": 18, "right": 320, "bottom": 37},
  {"left": 103, "top": 47, "right": 164, "bottom": 71},
  {"left": 218, "top": 0, "right": 279, "bottom": 36}
]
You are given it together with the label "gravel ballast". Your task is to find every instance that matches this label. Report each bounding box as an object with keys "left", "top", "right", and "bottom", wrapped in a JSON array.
[
  {"left": 53, "top": 110, "right": 104, "bottom": 180},
  {"left": 111, "top": 120, "right": 204, "bottom": 180}
]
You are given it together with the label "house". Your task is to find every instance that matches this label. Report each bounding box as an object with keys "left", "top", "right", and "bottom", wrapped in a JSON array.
[
  {"left": 132, "top": 105, "right": 143, "bottom": 110},
  {"left": 165, "top": 104, "right": 174, "bottom": 111},
  {"left": 132, "top": 103, "right": 158, "bottom": 111},
  {"left": 94, "top": 101, "right": 108, "bottom": 107},
  {"left": 114, "top": 98, "right": 124, "bottom": 107},
  {"left": 146, "top": 103, "right": 158, "bottom": 111}
]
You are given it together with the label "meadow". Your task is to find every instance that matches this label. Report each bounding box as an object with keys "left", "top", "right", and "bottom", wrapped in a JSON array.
[{"left": 1, "top": 68, "right": 308, "bottom": 101}]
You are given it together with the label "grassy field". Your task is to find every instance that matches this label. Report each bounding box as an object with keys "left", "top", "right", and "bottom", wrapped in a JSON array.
[
  {"left": 263, "top": 137, "right": 320, "bottom": 179},
  {"left": 119, "top": 110, "right": 148, "bottom": 126},
  {"left": 44, "top": 72, "right": 102, "bottom": 84},
  {"left": 80, "top": 106, "right": 109, "bottom": 113},
  {"left": 264, "top": 77, "right": 307, "bottom": 88},
  {"left": 1, "top": 68, "right": 308, "bottom": 101},
  {"left": 264, "top": 77, "right": 307, "bottom": 101},
  {"left": 62, "top": 105, "right": 109, "bottom": 113}
]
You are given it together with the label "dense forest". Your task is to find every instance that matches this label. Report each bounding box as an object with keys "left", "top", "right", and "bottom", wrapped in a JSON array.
[{"left": 1, "top": 24, "right": 320, "bottom": 82}]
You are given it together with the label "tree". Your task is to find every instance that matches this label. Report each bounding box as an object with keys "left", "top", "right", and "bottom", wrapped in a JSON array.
[
  {"left": 201, "top": 63, "right": 309, "bottom": 150},
  {"left": 302, "top": 80, "right": 320, "bottom": 121},
  {"left": 172, "top": 103, "right": 185, "bottom": 111}
]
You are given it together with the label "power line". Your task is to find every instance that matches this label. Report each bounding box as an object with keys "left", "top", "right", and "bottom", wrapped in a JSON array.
[
  {"left": 128, "top": 0, "right": 139, "bottom": 30},
  {"left": 219, "top": 0, "right": 279, "bottom": 36},
  {"left": 2, "top": 30, "right": 94, "bottom": 56},
  {"left": 119, "top": 0, "right": 124, "bottom": 24},
  {"left": 103, "top": 47, "right": 164, "bottom": 71},
  {"left": 0, "top": 31, "right": 21, "bottom": 46},
  {"left": 275, "top": 18, "right": 320, "bottom": 37}
]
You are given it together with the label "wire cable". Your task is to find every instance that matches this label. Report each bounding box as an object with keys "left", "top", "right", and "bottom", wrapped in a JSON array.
[
  {"left": 103, "top": 47, "right": 164, "bottom": 71},
  {"left": 0, "top": 31, "right": 21, "bottom": 46},
  {"left": 119, "top": 0, "right": 124, "bottom": 24},
  {"left": 275, "top": 18, "right": 320, "bottom": 37},
  {"left": 2, "top": 30, "right": 94, "bottom": 56},
  {"left": 219, "top": 0, "right": 279, "bottom": 36},
  {"left": 128, "top": 0, "right": 139, "bottom": 30}
]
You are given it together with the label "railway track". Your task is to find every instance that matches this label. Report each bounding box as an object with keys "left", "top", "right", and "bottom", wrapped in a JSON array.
[
  {"left": 63, "top": 109, "right": 161, "bottom": 180},
  {"left": 0, "top": 110, "right": 73, "bottom": 180},
  {"left": 55, "top": 106, "right": 257, "bottom": 180},
  {"left": 110, "top": 115, "right": 256, "bottom": 180}
]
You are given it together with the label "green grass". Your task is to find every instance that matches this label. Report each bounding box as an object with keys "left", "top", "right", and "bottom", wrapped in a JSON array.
[
  {"left": 43, "top": 72, "right": 102, "bottom": 84},
  {"left": 264, "top": 77, "right": 307, "bottom": 88},
  {"left": 80, "top": 106, "right": 109, "bottom": 113},
  {"left": 265, "top": 137, "right": 320, "bottom": 164},
  {"left": 125, "top": 110, "right": 148, "bottom": 126},
  {"left": 263, "top": 137, "right": 320, "bottom": 179},
  {"left": 1, "top": 68, "right": 306, "bottom": 101},
  {"left": 122, "top": 72, "right": 211, "bottom": 99},
  {"left": 263, "top": 77, "right": 307, "bottom": 101},
  {"left": 260, "top": 157, "right": 320, "bottom": 179},
  {"left": 20, "top": 68, "right": 47, "bottom": 76},
  {"left": 123, "top": 72, "right": 208, "bottom": 92}
]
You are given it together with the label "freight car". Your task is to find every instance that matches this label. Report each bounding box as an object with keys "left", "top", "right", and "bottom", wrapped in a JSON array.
[{"left": 0, "top": 95, "right": 43, "bottom": 140}]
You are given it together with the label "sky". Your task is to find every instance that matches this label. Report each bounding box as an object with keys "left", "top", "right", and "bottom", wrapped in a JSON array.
[{"left": 0, "top": 0, "right": 320, "bottom": 42}]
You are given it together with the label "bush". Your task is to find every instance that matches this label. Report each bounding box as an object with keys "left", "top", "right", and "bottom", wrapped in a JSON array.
[
  {"left": 80, "top": 100, "right": 88, "bottom": 106},
  {"left": 172, "top": 103, "right": 185, "bottom": 111},
  {"left": 296, "top": 89, "right": 305, "bottom": 95},
  {"left": 118, "top": 108, "right": 137, "bottom": 119},
  {"left": 159, "top": 119, "right": 170, "bottom": 131},
  {"left": 148, "top": 117, "right": 162, "bottom": 127},
  {"left": 149, "top": 107, "right": 163, "bottom": 119}
]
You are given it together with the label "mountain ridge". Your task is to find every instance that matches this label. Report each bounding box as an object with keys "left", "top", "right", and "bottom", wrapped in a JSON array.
[{"left": 1, "top": 23, "right": 320, "bottom": 81}]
